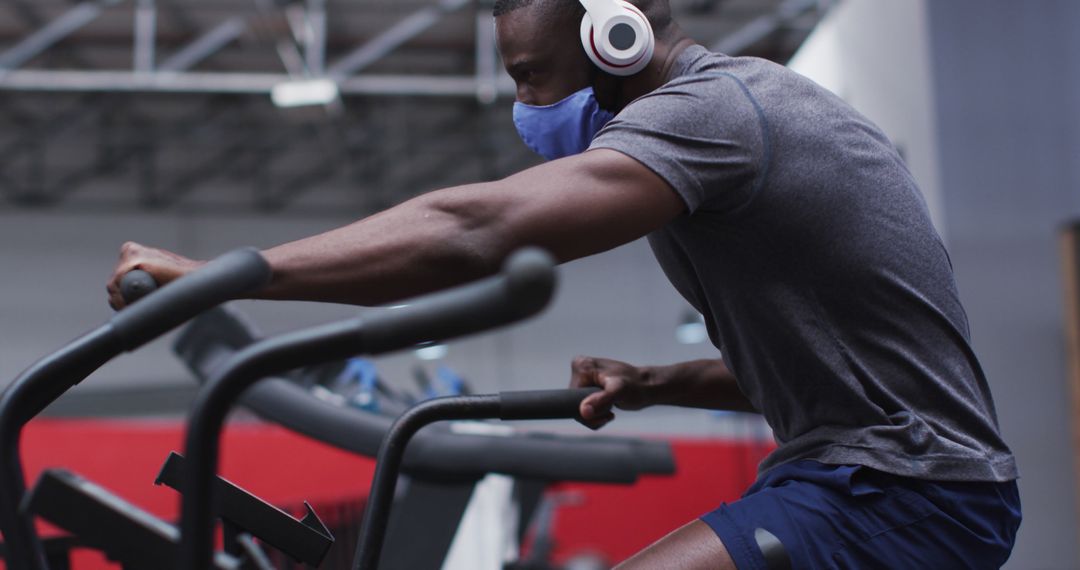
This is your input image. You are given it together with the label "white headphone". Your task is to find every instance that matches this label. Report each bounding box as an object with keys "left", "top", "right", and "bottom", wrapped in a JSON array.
[{"left": 578, "top": 0, "right": 655, "bottom": 76}]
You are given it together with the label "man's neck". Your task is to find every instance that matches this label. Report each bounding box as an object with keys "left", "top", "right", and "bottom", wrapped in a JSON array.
[{"left": 617, "top": 35, "right": 697, "bottom": 108}]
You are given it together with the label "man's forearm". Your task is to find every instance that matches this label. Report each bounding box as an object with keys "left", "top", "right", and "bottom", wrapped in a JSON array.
[
  {"left": 257, "top": 183, "right": 508, "bottom": 305},
  {"left": 641, "top": 359, "right": 756, "bottom": 413}
]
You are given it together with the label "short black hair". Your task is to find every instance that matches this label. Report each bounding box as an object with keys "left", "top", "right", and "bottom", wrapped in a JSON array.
[
  {"left": 492, "top": 0, "right": 674, "bottom": 40},
  {"left": 492, "top": 0, "right": 534, "bottom": 17},
  {"left": 493, "top": 0, "right": 584, "bottom": 24}
]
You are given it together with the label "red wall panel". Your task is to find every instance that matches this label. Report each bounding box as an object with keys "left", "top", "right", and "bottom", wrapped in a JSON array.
[{"left": 4, "top": 419, "right": 770, "bottom": 569}]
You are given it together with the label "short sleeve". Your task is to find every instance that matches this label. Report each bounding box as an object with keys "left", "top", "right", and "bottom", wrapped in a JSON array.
[{"left": 588, "top": 72, "right": 768, "bottom": 214}]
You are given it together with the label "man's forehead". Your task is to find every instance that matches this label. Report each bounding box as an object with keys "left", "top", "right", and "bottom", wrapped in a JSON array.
[
  {"left": 495, "top": 2, "right": 548, "bottom": 43},
  {"left": 495, "top": 2, "right": 576, "bottom": 60}
]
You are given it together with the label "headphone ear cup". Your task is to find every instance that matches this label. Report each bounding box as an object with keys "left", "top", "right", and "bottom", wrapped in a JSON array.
[
  {"left": 579, "top": 12, "right": 606, "bottom": 71},
  {"left": 579, "top": 1, "right": 655, "bottom": 76}
]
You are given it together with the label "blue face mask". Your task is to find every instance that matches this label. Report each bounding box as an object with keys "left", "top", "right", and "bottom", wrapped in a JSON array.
[{"left": 512, "top": 87, "right": 615, "bottom": 161}]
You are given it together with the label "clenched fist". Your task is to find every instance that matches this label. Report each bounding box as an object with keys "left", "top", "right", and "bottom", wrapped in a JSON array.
[
  {"left": 106, "top": 242, "right": 204, "bottom": 310},
  {"left": 569, "top": 355, "right": 654, "bottom": 430}
]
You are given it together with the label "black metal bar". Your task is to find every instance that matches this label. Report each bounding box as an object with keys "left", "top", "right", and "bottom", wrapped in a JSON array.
[
  {"left": 155, "top": 452, "right": 333, "bottom": 566},
  {"left": 0, "top": 248, "right": 269, "bottom": 570},
  {"left": 174, "top": 308, "right": 669, "bottom": 480},
  {"left": 351, "top": 387, "right": 597, "bottom": 570},
  {"left": 23, "top": 469, "right": 243, "bottom": 570},
  {"left": 179, "top": 319, "right": 373, "bottom": 570},
  {"left": 109, "top": 248, "right": 270, "bottom": 351},
  {"left": 0, "top": 535, "right": 78, "bottom": 570},
  {"left": 352, "top": 395, "right": 499, "bottom": 570},
  {"left": 179, "top": 248, "right": 556, "bottom": 570},
  {"left": 0, "top": 326, "right": 120, "bottom": 570},
  {"left": 498, "top": 388, "right": 596, "bottom": 421},
  {"left": 119, "top": 269, "right": 157, "bottom": 304}
]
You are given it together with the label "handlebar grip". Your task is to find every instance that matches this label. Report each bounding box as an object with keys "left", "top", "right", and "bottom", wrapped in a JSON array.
[
  {"left": 498, "top": 387, "right": 601, "bottom": 421},
  {"left": 360, "top": 248, "right": 557, "bottom": 354},
  {"left": 503, "top": 247, "right": 558, "bottom": 317},
  {"left": 110, "top": 248, "right": 272, "bottom": 352},
  {"left": 119, "top": 270, "right": 158, "bottom": 305}
]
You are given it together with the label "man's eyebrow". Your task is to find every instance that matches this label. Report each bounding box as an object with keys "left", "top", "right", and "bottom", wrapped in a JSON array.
[{"left": 505, "top": 59, "right": 536, "bottom": 74}]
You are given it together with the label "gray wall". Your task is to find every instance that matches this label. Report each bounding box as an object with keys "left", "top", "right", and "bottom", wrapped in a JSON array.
[
  {"left": 787, "top": 0, "right": 944, "bottom": 232},
  {"left": 928, "top": 2, "right": 1080, "bottom": 567}
]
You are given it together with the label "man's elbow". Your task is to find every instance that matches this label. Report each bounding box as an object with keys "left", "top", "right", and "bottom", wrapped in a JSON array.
[{"left": 419, "top": 185, "right": 513, "bottom": 276}]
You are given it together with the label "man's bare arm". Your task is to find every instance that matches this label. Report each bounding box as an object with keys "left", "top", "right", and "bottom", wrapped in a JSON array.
[
  {"left": 571, "top": 357, "right": 756, "bottom": 430},
  {"left": 107, "top": 148, "right": 684, "bottom": 308},
  {"left": 644, "top": 359, "right": 755, "bottom": 411}
]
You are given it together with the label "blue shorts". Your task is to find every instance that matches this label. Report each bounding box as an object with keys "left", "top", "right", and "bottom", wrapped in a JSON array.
[{"left": 700, "top": 460, "right": 1021, "bottom": 570}]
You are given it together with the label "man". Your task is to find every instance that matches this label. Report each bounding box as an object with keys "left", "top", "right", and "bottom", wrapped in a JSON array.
[{"left": 108, "top": 0, "right": 1021, "bottom": 567}]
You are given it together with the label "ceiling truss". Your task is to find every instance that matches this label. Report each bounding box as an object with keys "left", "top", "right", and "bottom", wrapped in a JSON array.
[{"left": 0, "top": 0, "right": 833, "bottom": 214}]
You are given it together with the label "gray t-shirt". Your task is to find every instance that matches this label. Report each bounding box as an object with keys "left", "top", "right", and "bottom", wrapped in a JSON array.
[{"left": 589, "top": 45, "right": 1017, "bottom": 482}]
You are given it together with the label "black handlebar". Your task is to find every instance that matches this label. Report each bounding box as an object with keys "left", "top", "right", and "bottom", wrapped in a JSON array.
[
  {"left": 111, "top": 248, "right": 270, "bottom": 351},
  {"left": 358, "top": 248, "right": 556, "bottom": 354},
  {"left": 119, "top": 269, "right": 158, "bottom": 305},
  {"left": 179, "top": 248, "right": 558, "bottom": 570},
  {"left": 174, "top": 307, "right": 677, "bottom": 482},
  {"left": 499, "top": 388, "right": 597, "bottom": 421},
  {"left": 352, "top": 388, "right": 600, "bottom": 570},
  {"left": 0, "top": 248, "right": 271, "bottom": 570}
]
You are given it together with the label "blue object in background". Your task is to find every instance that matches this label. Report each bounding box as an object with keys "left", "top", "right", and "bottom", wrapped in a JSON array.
[
  {"left": 336, "top": 358, "right": 380, "bottom": 413},
  {"left": 435, "top": 365, "right": 466, "bottom": 396}
]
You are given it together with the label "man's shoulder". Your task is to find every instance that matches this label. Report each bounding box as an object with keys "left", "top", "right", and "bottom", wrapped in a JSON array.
[
  {"left": 617, "top": 55, "right": 770, "bottom": 131},
  {"left": 631, "top": 51, "right": 777, "bottom": 111},
  {"left": 589, "top": 48, "right": 772, "bottom": 215},
  {"left": 672, "top": 46, "right": 787, "bottom": 80}
]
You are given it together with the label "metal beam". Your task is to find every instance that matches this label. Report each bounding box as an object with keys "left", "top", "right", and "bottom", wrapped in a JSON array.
[
  {"left": 7, "top": 0, "right": 97, "bottom": 69},
  {"left": 250, "top": 0, "right": 309, "bottom": 77},
  {"left": 158, "top": 17, "right": 247, "bottom": 72},
  {"left": 475, "top": 9, "right": 499, "bottom": 104},
  {"left": 711, "top": 0, "right": 821, "bottom": 55},
  {"left": 0, "top": 0, "right": 123, "bottom": 72},
  {"left": 48, "top": 96, "right": 239, "bottom": 204},
  {"left": 327, "top": 0, "right": 470, "bottom": 79},
  {"left": 0, "top": 70, "right": 516, "bottom": 97},
  {"left": 305, "top": 0, "right": 327, "bottom": 76},
  {"left": 134, "top": 0, "right": 157, "bottom": 72},
  {"left": 158, "top": 0, "right": 199, "bottom": 33}
]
